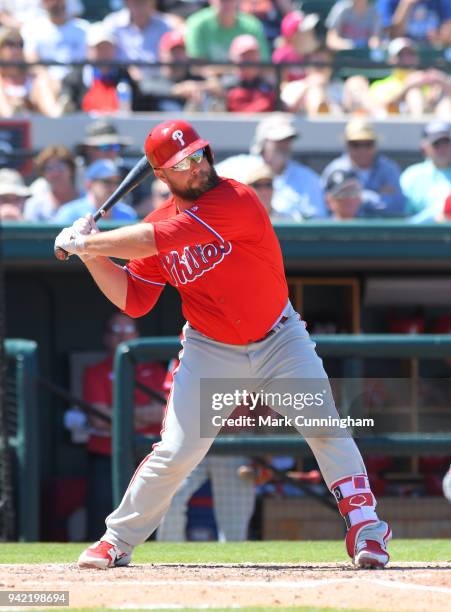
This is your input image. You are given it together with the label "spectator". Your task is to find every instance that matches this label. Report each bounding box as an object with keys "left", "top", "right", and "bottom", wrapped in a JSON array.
[
  {"left": 281, "top": 46, "right": 345, "bottom": 116},
  {"left": 325, "top": 0, "right": 382, "bottom": 51},
  {"left": 321, "top": 118, "right": 406, "bottom": 217},
  {"left": 272, "top": 10, "right": 320, "bottom": 82},
  {"left": 24, "top": 145, "right": 80, "bottom": 221},
  {"left": 21, "top": 0, "right": 88, "bottom": 89},
  {"left": 217, "top": 113, "right": 326, "bottom": 220},
  {"left": 77, "top": 119, "right": 133, "bottom": 165},
  {"left": 0, "top": 0, "right": 83, "bottom": 28},
  {"left": 82, "top": 312, "right": 166, "bottom": 539},
  {"left": 324, "top": 169, "right": 365, "bottom": 220},
  {"left": 376, "top": 0, "right": 451, "bottom": 46},
  {"left": 0, "top": 27, "right": 61, "bottom": 117},
  {"left": 253, "top": 113, "right": 326, "bottom": 219},
  {"left": 239, "top": 0, "right": 290, "bottom": 48},
  {"left": 402, "top": 120, "right": 451, "bottom": 221},
  {"left": 53, "top": 159, "right": 137, "bottom": 224},
  {"left": 60, "top": 22, "right": 134, "bottom": 114},
  {"left": 149, "top": 30, "right": 217, "bottom": 112},
  {"left": 134, "top": 177, "right": 171, "bottom": 217},
  {"left": 102, "top": 0, "right": 172, "bottom": 104},
  {"left": 0, "top": 168, "right": 31, "bottom": 221},
  {"left": 242, "top": 162, "right": 295, "bottom": 221},
  {"left": 222, "top": 34, "right": 276, "bottom": 112},
  {"left": 369, "top": 37, "right": 451, "bottom": 116},
  {"left": 185, "top": 0, "right": 270, "bottom": 66}
]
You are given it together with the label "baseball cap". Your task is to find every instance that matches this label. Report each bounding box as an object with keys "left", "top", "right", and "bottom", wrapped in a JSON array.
[
  {"left": 229, "top": 34, "right": 260, "bottom": 62},
  {"left": 387, "top": 37, "right": 416, "bottom": 58},
  {"left": 251, "top": 113, "right": 298, "bottom": 154},
  {"left": 86, "top": 22, "right": 116, "bottom": 47},
  {"left": 422, "top": 120, "right": 451, "bottom": 144},
  {"left": 325, "top": 169, "right": 361, "bottom": 197},
  {"left": 281, "top": 11, "right": 320, "bottom": 39},
  {"left": 0, "top": 168, "right": 31, "bottom": 197},
  {"left": 85, "top": 159, "right": 121, "bottom": 181},
  {"left": 159, "top": 30, "right": 185, "bottom": 53},
  {"left": 81, "top": 119, "right": 133, "bottom": 147},
  {"left": 243, "top": 163, "right": 274, "bottom": 186},
  {"left": 345, "top": 118, "right": 377, "bottom": 142}
]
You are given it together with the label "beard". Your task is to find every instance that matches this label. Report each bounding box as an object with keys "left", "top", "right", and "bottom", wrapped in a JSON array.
[{"left": 169, "top": 165, "right": 220, "bottom": 201}]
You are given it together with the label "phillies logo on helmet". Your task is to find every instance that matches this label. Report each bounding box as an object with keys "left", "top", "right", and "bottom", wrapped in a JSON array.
[
  {"left": 172, "top": 130, "right": 185, "bottom": 147},
  {"left": 160, "top": 241, "right": 232, "bottom": 286}
]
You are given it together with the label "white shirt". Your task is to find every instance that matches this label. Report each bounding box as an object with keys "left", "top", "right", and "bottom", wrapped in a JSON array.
[{"left": 22, "top": 15, "right": 88, "bottom": 81}]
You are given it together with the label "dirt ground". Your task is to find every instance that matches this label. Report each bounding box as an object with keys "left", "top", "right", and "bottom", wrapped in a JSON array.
[{"left": 1, "top": 562, "right": 451, "bottom": 611}]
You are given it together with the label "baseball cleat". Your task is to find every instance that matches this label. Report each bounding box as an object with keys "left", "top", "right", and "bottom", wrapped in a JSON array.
[
  {"left": 77, "top": 540, "right": 131, "bottom": 570},
  {"left": 354, "top": 539, "right": 390, "bottom": 569}
]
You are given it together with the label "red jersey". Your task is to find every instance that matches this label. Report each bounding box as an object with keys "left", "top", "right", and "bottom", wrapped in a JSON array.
[
  {"left": 124, "top": 177, "right": 288, "bottom": 345},
  {"left": 83, "top": 356, "right": 166, "bottom": 455}
]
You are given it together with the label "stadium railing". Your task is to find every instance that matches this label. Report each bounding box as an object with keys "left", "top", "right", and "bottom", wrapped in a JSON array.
[
  {"left": 111, "top": 335, "right": 451, "bottom": 505},
  {"left": 1, "top": 340, "right": 39, "bottom": 541}
]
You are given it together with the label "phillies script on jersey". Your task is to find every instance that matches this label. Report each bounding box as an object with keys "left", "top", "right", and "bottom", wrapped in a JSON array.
[{"left": 124, "top": 177, "right": 288, "bottom": 345}]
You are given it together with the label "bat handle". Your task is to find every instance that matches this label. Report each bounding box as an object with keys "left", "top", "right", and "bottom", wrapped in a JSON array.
[{"left": 54, "top": 246, "right": 70, "bottom": 261}]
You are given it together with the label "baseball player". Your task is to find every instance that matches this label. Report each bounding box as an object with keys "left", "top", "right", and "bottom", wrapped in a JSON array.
[{"left": 55, "top": 119, "right": 392, "bottom": 570}]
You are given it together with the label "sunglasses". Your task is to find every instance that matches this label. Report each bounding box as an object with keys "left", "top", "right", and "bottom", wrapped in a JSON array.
[
  {"left": 3, "top": 40, "right": 24, "bottom": 49},
  {"left": 98, "top": 178, "right": 120, "bottom": 187},
  {"left": 348, "top": 141, "right": 375, "bottom": 149},
  {"left": 95, "top": 143, "right": 122, "bottom": 152},
  {"left": 170, "top": 148, "right": 205, "bottom": 172},
  {"left": 252, "top": 181, "right": 273, "bottom": 189},
  {"left": 109, "top": 324, "right": 136, "bottom": 334},
  {"left": 431, "top": 137, "right": 451, "bottom": 148}
]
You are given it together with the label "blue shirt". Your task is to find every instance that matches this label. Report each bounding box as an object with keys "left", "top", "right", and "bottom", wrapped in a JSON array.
[
  {"left": 401, "top": 159, "right": 451, "bottom": 220},
  {"left": 376, "top": 0, "right": 451, "bottom": 41},
  {"left": 321, "top": 153, "right": 406, "bottom": 217},
  {"left": 272, "top": 160, "right": 326, "bottom": 220},
  {"left": 53, "top": 195, "right": 137, "bottom": 224}
]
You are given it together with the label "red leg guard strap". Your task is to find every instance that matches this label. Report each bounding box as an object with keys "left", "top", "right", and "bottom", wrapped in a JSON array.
[
  {"left": 345, "top": 520, "right": 379, "bottom": 558},
  {"left": 337, "top": 492, "right": 375, "bottom": 518}
]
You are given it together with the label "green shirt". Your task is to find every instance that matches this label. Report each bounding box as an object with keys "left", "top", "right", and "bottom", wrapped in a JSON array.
[
  {"left": 186, "top": 7, "right": 270, "bottom": 62},
  {"left": 401, "top": 159, "right": 451, "bottom": 215}
]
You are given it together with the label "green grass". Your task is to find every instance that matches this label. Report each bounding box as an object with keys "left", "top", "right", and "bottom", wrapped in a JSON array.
[{"left": 1, "top": 540, "right": 450, "bottom": 564}]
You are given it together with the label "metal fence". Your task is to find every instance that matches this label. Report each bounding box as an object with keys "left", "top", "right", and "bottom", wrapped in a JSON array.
[
  {"left": 0, "top": 340, "right": 39, "bottom": 541},
  {"left": 111, "top": 335, "right": 451, "bottom": 505}
]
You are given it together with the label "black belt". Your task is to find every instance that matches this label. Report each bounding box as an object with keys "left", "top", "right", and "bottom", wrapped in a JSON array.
[{"left": 254, "top": 316, "right": 289, "bottom": 343}]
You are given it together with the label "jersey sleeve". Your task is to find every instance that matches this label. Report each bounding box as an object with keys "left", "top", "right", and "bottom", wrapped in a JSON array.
[
  {"left": 124, "top": 255, "right": 166, "bottom": 318},
  {"left": 152, "top": 181, "right": 267, "bottom": 253}
]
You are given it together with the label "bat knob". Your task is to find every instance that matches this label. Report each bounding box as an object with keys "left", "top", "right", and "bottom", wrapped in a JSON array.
[{"left": 54, "top": 246, "right": 70, "bottom": 261}]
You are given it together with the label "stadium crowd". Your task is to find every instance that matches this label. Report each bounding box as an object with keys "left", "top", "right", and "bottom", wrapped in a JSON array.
[{"left": 0, "top": 0, "right": 449, "bottom": 223}]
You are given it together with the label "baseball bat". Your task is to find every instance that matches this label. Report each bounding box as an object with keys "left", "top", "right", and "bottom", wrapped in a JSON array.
[{"left": 54, "top": 155, "right": 153, "bottom": 261}]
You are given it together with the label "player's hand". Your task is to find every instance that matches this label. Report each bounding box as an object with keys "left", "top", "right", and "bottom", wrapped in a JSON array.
[
  {"left": 72, "top": 213, "right": 99, "bottom": 236},
  {"left": 54, "top": 227, "right": 87, "bottom": 257}
]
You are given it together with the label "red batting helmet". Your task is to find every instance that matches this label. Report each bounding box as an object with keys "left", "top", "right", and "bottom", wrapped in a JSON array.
[{"left": 144, "top": 120, "right": 213, "bottom": 169}]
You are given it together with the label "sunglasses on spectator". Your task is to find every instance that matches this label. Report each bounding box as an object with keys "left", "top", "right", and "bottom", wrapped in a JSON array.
[
  {"left": 44, "top": 161, "right": 68, "bottom": 172},
  {"left": 347, "top": 140, "right": 375, "bottom": 149},
  {"left": 170, "top": 149, "right": 205, "bottom": 172},
  {"left": 156, "top": 190, "right": 170, "bottom": 198},
  {"left": 95, "top": 143, "right": 122, "bottom": 152},
  {"left": 3, "top": 40, "right": 24, "bottom": 48},
  {"left": 109, "top": 324, "right": 136, "bottom": 334},
  {"left": 251, "top": 180, "right": 273, "bottom": 189},
  {"left": 98, "top": 178, "right": 120, "bottom": 187},
  {"left": 431, "top": 137, "right": 451, "bottom": 147}
]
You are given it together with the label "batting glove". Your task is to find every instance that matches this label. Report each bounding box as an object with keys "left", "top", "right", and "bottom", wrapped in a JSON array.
[
  {"left": 72, "top": 213, "right": 99, "bottom": 236},
  {"left": 54, "top": 227, "right": 87, "bottom": 257}
]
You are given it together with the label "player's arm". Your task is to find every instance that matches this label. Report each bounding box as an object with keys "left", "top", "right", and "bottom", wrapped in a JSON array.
[
  {"left": 82, "top": 257, "right": 129, "bottom": 311},
  {"left": 79, "top": 223, "right": 158, "bottom": 260}
]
